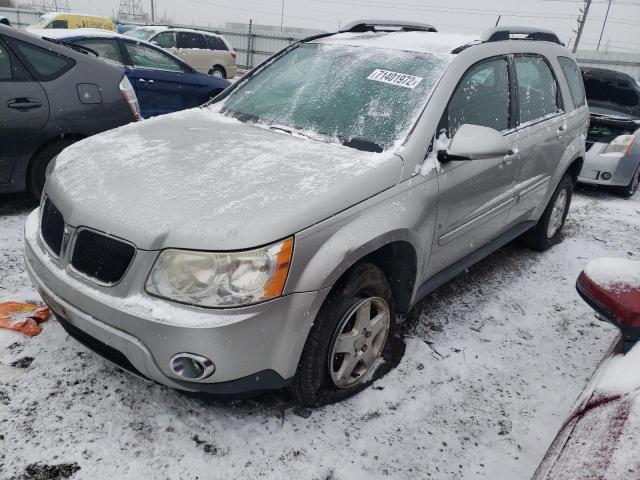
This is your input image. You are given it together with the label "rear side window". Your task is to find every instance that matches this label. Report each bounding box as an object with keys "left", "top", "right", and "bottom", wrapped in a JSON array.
[
  {"left": 48, "top": 19, "right": 68, "bottom": 29},
  {"left": 206, "top": 35, "right": 228, "bottom": 51},
  {"left": 9, "top": 39, "right": 74, "bottom": 81},
  {"left": 558, "top": 57, "right": 586, "bottom": 109},
  {"left": 439, "top": 57, "right": 511, "bottom": 138},
  {"left": 515, "top": 56, "right": 562, "bottom": 125},
  {"left": 124, "top": 42, "right": 182, "bottom": 72},
  {"left": 152, "top": 31, "right": 177, "bottom": 49},
  {"left": 177, "top": 32, "right": 207, "bottom": 49},
  {"left": 74, "top": 39, "right": 123, "bottom": 64},
  {"left": 0, "top": 39, "right": 11, "bottom": 80}
]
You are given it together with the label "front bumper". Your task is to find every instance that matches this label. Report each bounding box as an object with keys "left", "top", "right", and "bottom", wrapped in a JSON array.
[
  {"left": 578, "top": 143, "right": 636, "bottom": 187},
  {"left": 24, "top": 209, "right": 329, "bottom": 394}
]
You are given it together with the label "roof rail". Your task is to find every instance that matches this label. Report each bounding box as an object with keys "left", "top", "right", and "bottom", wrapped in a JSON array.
[
  {"left": 481, "top": 26, "right": 564, "bottom": 46},
  {"left": 342, "top": 20, "right": 437, "bottom": 33}
]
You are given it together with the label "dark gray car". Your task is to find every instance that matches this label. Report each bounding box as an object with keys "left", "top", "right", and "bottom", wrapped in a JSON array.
[{"left": 0, "top": 25, "right": 139, "bottom": 198}]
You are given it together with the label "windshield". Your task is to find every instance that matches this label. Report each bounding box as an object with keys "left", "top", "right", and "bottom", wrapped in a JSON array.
[
  {"left": 29, "top": 14, "right": 54, "bottom": 29},
  {"left": 125, "top": 28, "right": 156, "bottom": 40},
  {"left": 221, "top": 43, "right": 450, "bottom": 151}
]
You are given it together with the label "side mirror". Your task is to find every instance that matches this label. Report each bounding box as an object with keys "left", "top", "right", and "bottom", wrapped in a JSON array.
[
  {"left": 577, "top": 258, "right": 640, "bottom": 353},
  {"left": 438, "top": 124, "right": 513, "bottom": 162}
]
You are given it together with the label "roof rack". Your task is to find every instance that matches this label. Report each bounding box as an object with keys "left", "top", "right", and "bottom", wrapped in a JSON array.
[
  {"left": 342, "top": 20, "right": 437, "bottom": 33},
  {"left": 481, "top": 26, "right": 564, "bottom": 46}
]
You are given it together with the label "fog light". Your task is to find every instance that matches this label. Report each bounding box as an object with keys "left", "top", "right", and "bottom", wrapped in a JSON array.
[
  {"left": 601, "top": 172, "right": 612, "bottom": 180},
  {"left": 170, "top": 353, "right": 215, "bottom": 380}
]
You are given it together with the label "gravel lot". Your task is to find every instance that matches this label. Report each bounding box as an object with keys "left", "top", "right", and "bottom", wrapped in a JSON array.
[{"left": 1, "top": 187, "right": 637, "bottom": 480}]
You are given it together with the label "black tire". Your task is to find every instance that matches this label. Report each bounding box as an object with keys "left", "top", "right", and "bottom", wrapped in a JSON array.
[
  {"left": 615, "top": 164, "right": 640, "bottom": 198},
  {"left": 28, "top": 139, "right": 75, "bottom": 200},
  {"left": 521, "top": 173, "right": 574, "bottom": 252},
  {"left": 208, "top": 65, "right": 226, "bottom": 79},
  {"left": 290, "top": 262, "right": 395, "bottom": 407}
]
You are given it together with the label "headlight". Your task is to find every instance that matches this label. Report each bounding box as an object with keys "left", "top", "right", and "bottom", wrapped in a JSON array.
[
  {"left": 145, "top": 238, "right": 293, "bottom": 308},
  {"left": 604, "top": 135, "right": 635, "bottom": 155}
]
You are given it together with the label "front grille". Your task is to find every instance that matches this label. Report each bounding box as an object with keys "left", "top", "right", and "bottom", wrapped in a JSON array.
[
  {"left": 41, "top": 198, "right": 65, "bottom": 256},
  {"left": 55, "top": 313, "right": 147, "bottom": 379},
  {"left": 70, "top": 230, "right": 135, "bottom": 284}
]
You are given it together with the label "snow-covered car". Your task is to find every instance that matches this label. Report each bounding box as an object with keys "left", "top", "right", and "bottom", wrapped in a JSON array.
[
  {"left": 578, "top": 67, "right": 640, "bottom": 197},
  {"left": 534, "top": 258, "right": 640, "bottom": 479},
  {"left": 25, "top": 22, "right": 588, "bottom": 406}
]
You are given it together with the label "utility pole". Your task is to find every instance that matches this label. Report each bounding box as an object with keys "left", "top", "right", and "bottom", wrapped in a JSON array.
[
  {"left": 597, "top": 0, "right": 612, "bottom": 51},
  {"left": 150, "top": 0, "right": 155, "bottom": 22},
  {"left": 572, "top": 0, "right": 592, "bottom": 53},
  {"left": 280, "top": 0, "right": 284, "bottom": 31}
]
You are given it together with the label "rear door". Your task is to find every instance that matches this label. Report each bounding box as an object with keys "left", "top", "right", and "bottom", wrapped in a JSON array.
[
  {"left": 507, "top": 55, "right": 567, "bottom": 223},
  {"left": 426, "top": 56, "right": 519, "bottom": 275},
  {"left": 0, "top": 36, "right": 49, "bottom": 184},
  {"left": 175, "top": 31, "right": 211, "bottom": 73}
]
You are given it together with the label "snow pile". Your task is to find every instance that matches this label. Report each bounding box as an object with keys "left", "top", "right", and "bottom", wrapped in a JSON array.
[
  {"left": 418, "top": 131, "right": 449, "bottom": 176},
  {"left": 584, "top": 257, "right": 640, "bottom": 291}
]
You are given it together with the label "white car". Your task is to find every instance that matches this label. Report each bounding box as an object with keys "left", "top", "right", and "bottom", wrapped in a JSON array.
[{"left": 125, "top": 26, "right": 237, "bottom": 79}]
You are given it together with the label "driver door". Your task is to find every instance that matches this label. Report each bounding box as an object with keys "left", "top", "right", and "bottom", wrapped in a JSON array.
[{"left": 426, "top": 56, "right": 520, "bottom": 277}]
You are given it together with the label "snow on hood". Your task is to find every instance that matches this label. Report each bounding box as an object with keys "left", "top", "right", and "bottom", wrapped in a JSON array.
[{"left": 48, "top": 108, "right": 402, "bottom": 251}]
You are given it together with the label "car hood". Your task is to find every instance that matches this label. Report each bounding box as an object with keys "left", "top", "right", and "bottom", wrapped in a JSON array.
[{"left": 47, "top": 108, "right": 403, "bottom": 250}]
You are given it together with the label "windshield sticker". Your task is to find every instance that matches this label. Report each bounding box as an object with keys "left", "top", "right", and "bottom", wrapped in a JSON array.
[{"left": 367, "top": 69, "right": 423, "bottom": 89}]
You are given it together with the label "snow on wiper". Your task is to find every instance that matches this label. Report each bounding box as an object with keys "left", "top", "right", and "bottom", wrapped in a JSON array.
[{"left": 268, "top": 125, "right": 313, "bottom": 140}]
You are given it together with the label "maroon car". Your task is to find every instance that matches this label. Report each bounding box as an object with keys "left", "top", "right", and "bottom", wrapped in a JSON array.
[{"left": 534, "top": 258, "right": 640, "bottom": 479}]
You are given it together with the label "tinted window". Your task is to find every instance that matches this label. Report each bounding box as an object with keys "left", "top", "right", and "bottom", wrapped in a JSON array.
[
  {"left": 558, "top": 57, "right": 585, "bottom": 109},
  {"left": 152, "top": 31, "right": 176, "bottom": 49},
  {"left": 177, "top": 32, "right": 207, "bottom": 49},
  {"left": 10, "top": 39, "right": 74, "bottom": 81},
  {"left": 74, "top": 39, "right": 123, "bottom": 64},
  {"left": 206, "top": 35, "right": 228, "bottom": 51},
  {"left": 124, "top": 42, "right": 182, "bottom": 72},
  {"left": 439, "top": 57, "right": 511, "bottom": 138},
  {"left": 48, "top": 19, "right": 68, "bottom": 29},
  {"left": 0, "top": 39, "right": 11, "bottom": 80},
  {"left": 515, "top": 56, "right": 562, "bottom": 125}
]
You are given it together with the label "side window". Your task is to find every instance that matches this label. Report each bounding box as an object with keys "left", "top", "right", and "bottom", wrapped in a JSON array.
[
  {"left": 515, "top": 56, "right": 562, "bottom": 125},
  {"left": 438, "top": 57, "right": 511, "bottom": 139},
  {"left": 206, "top": 35, "right": 228, "bottom": 51},
  {"left": 124, "top": 42, "right": 182, "bottom": 72},
  {"left": 177, "top": 32, "right": 207, "bottom": 50},
  {"left": 9, "top": 39, "right": 74, "bottom": 81},
  {"left": 558, "top": 57, "right": 586, "bottom": 109},
  {"left": 48, "top": 19, "right": 68, "bottom": 29},
  {"left": 0, "top": 39, "right": 11, "bottom": 80},
  {"left": 152, "top": 31, "right": 177, "bottom": 49},
  {"left": 73, "top": 39, "right": 123, "bottom": 64}
]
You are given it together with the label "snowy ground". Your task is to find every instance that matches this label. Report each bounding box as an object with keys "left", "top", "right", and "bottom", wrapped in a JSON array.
[{"left": 0, "top": 187, "right": 638, "bottom": 480}]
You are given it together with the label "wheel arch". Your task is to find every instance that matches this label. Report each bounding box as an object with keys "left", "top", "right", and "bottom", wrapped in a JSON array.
[{"left": 26, "top": 134, "right": 85, "bottom": 191}]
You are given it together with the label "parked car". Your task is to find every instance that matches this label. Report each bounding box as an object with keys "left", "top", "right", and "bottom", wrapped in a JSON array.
[
  {"left": 534, "top": 258, "right": 640, "bottom": 479},
  {"left": 32, "top": 29, "right": 230, "bottom": 118},
  {"left": 125, "top": 26, "right": 237, "bottom": 79},
  {"left": 0, "top": 25, "right": 138, "bottom": 199},
  {"left": 27, "top": 12, "right": 116, "bottom": 31},
  {"left": 578, "top": 67, "right": 640, "bottom": 197},
  {"left": 25, "top": 22, "right": 588, "bottom": 406}
]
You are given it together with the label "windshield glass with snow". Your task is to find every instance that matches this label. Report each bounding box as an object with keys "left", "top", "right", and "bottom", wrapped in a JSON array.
[
  {"left": 221, "top": 43, "right": 449, "bottom": 151},
  {"left": 125, "top": 28, "right": 156, "bottom": 40}
]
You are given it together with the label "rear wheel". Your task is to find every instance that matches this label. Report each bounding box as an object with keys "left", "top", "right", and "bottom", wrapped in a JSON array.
[
  {"left": 290, "top": 262, "right": 394, "bottom": 407},
  {"left": 28, "top": 139, "right": 76, "bottom": 200},
  {"left": 616, "top": 165, "right": 640, "bottom": 198},
  {"left": 521, "top": 173, "right": 574, "bottom": 251},
  {"left": 208, "top": 65, "right": 226, "bottom": 79}
]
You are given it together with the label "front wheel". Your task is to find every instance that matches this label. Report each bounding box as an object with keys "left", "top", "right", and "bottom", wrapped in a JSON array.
[
  {"left": 290, "top": 262, "right": 395, "bottom": 406},
  {"left": 521, "top": 173, "right": 574, "bottom": 251},
  {"left": 28, "top": 139, "right": 76, "bottom": 200}
]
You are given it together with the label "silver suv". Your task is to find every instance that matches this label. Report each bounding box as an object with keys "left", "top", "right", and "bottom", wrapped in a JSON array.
[{"left": 25, "top": 22, "right": 588, "bottom": 406}]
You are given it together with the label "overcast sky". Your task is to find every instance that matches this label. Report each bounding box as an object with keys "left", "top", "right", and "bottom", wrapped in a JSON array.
[{"left": 68, "top": 0, "right": 640, "bottom": 52}]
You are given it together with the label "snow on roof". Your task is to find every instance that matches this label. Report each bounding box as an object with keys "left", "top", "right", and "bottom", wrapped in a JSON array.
[
  {"left": 314, "top": 31, "right": 479, "bottom": 55},
  {"left": 29, "top": 28, "right": 127, "bottom": 40}
]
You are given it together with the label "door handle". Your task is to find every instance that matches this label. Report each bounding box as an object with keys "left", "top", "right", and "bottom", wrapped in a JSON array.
[
  {"left": 502, "top": 148, "right": 517, "bottom": 165},
  {"left": 557, "top": 124, "right": 567, "bottom": 134},
  {"left": 7, "top": 98, "right": 42, "bottom": 110}
]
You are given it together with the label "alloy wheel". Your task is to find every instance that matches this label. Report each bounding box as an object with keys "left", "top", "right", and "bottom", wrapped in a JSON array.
[
  {"left": 547, "top": 188, "right": 568, "bottom": 238},
  {"left": 328, "top": 297, "right": 391, "bottom": 389}
]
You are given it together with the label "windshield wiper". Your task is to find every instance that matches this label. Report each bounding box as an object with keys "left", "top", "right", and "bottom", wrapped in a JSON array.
[
  {"left": 269, "top": 125, "right": 313, "bottom": 140},
  {"left": 342, "top": 137, "right": 383, "bottom": 153},
  {"left": 43, "top": 37, "right": 99, "bottom": 57}
]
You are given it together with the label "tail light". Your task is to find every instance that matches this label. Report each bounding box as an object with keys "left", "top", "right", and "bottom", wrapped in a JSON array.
[
  {"left": 119, "top": 75, "right": 141, "bottom": 121},
  {"left": 230, "top": 51, "right": 237, "bottom": 61},
  {"left": 604, "top": 135, "right": 635, "bottom": 156}
]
